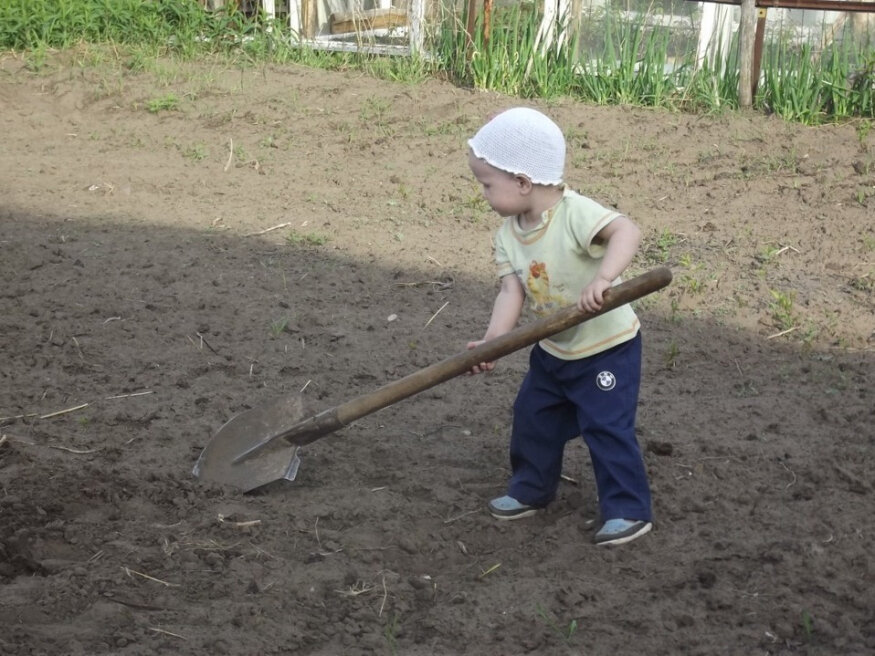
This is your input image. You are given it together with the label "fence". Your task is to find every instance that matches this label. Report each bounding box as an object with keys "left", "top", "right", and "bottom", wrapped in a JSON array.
[{"left": 204, "top": 0, "right": 875, "bottom": 65}]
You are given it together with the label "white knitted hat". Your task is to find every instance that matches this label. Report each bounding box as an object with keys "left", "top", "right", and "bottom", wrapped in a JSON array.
[{"left": 468, "top": 107, "right": 566, "bottom": 185}]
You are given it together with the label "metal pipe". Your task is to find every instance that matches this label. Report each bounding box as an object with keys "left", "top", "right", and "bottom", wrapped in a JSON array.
[{"left": 688, "top": 0, "right": 875, "bottom": 12}]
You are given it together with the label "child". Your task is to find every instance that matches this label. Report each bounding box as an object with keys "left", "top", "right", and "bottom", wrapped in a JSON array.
[{"left": 466, "top": 107, "right": 653, "bottom": 546}]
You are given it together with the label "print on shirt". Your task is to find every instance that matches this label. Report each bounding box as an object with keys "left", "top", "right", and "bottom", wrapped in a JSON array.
[{"left": 525, "top": 260, "right": 566, "bottom": 314}]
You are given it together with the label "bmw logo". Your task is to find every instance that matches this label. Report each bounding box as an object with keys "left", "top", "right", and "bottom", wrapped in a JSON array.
[{"left": 596, "top": 371, "right": 616, "bottom": 391}]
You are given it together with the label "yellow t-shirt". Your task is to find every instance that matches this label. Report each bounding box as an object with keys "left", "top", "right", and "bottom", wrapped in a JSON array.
[{"left": 495, "top": 187, "right": 640, "bottom": 360}]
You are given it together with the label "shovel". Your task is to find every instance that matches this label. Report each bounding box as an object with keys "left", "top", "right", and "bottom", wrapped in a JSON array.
[{"left": 193, "top": 267, "right": 672, "bottom": 492}]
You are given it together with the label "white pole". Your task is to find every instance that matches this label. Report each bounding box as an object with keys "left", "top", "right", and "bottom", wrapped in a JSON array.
[
  {"left": 262, "top": 0, "right": 276, "bottom": 20},
  {"left": 534, "top": 0, "right": 558, "bottom": 55},
  {"left": 696, "top": 2, "right": 733, "bottom": 73},
  {"left": 409, "top": 0, "right": 426, "bottom": 56},
  {"left": 288, "top": 0, "right": 301, "bottom": 36},
  {"left": 696, "top": 2, "right": 717, "bottom": 70}
]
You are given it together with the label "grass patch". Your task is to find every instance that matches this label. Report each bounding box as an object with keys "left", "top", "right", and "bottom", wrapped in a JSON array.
[
  {"left": 1, "top": 0, "right": 872, "bottom": 124},
  {"left": 286, "top": 231, "right": 330, "bottom": 247},
  {"left": 769, "top": 288, "right": 798, "bottom": 331},
  {"left": 146, "top": 92, "right": 180, "bottom": 113},
  {"left": 535, "top": 603, "right": 578, "bottom": 644}
]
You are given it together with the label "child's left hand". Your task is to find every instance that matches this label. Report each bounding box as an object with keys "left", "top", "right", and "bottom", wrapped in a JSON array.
[
  {"left": 578, "top": 276, "right": 612, "bottom": 313},
  {"left": 466, "top": 340, "right": 495, "bottom": 374}
]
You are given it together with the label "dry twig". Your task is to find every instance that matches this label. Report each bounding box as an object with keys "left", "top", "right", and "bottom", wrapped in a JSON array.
[
  {"left": 0, "top": 413, "right": 38, "bottom": 422},
  {"left": 479, "top": 563, "right": 501, "bottom": 578},
  {"left": 40, "top": 403, "right": 89, "bottom": 419},
  {"left": 424, "top": 301, "right": 449, "bottom": 329},
  {"left": 379, "top": 575, "right": 388, "bottom": 617},
  {"left": 217, "top": 513, "right": 262, "bottom": 528},
  {"left": 149, "top": 627, "right": 187, "bottom": 640},
  {"left": 224, "top": 137, "right": 233, "bottom": 172},
  {"left": 105, "top": 391, "right": 153, "bottom": 400},
  {"left": 767, "top": 326, "right": 797, "bottom": 340},
  {"left": 123, "top": 566, "right": 180, "bottom": 588},
  {"left": 245, "top": 222, "right": 291, "bottom": 237},
  {"left": 336, "top": 581, "right": 374, "bottom": 597},
  {"left": 780, "top": 461, "right": 797, "bottom": 489},
  {"left": 443, "top": 509, "right": 478, "bottom": 524},
  {"left": 196, "top": 332, "right": 219, "bottom": 354},
  {"left": 44, "top": 443, "right": 99, "bottom": 454},
  {"left": 5, "top": 435, "right": 99, "bottom": 454}
]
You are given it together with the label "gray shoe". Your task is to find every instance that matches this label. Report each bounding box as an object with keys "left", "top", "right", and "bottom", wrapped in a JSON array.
[
  {"left": 594, "top": 519, "right": 652, "bottom": 546},
  {"left": 487, "top": 495, "right": 538, "bottom": 520}
]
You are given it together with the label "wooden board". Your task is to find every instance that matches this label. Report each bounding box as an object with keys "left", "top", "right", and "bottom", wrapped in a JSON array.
[
  {"left": 329, "top": 8, "right": 408, "bottom": 35},
  {"left": 300, "top": 0, "right": 318, "bottom": 38}
]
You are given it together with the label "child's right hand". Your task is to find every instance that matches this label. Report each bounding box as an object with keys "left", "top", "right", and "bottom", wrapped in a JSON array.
[{"left": 466, "top": 340, "right": 495, "bottom": 374}]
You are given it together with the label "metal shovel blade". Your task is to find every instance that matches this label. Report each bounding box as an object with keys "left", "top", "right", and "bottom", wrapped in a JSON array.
[{"left": 193, "top": 394, "right": 304, "bottom": 492}]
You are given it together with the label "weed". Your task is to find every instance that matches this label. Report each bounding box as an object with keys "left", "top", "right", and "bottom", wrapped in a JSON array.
[
  {"left": 733, "top": 380, "right": 759, "bottom": 397},
  {"left": 854, "top": 187, "right": 872, "bottom": 207},
  {"left": 147, "top": 93, "right": 179, "bottom": 113},
  {"left": 565, "top": 126, "right": 589, "bottom": 150},
  {"left": 680, "top": 274, "right": 704, "bottom": 294},
  {"left": 856, "top": 119, "right": 871, "bottom": 145},
  {"left": 800, "top": 321, "right": 820, "bottom": 350},
  {"left": 286, "top": 231, "right": 329, "bottom": 246},
  {"left": 464, "top": 194, "right": 489, "bottom": 214},
  {"left": 756, "top": 244, "right": 783, "bottom": 264},
  {"left": 848, "top": 273, "right": 873, "bottom": 292},
  {"left": 645, "top": 228, "right": 679, "bottom": 264},
  {"left": 183, "top": 143, "right": 208, "bottom": 161},
  {"left": 535, "top": 603, "right": 578, "bottom": 644},
  {"left": 269, "top": 318, "right": 288, "bottom": 338},
  {"left": 383, "top": 613, "right": 400, "bottom": 655},
  {"left": 24, "top": 45, "right": 48, "bottom": 71},
  {"left": 335, "top": 121, "right": 355, "bottom": 143},
  {"left": 91, "top": 75, "right": 125, "bottom": 101},
  {"left": 422, "top": 119, "right": 463, "bottom": 136},
  {"left": 664, "top": 341, "right": 680, "bottom": 369},
  {"left": 669, "top": 297, "right": 682, "bottom": 323},
  {"left": 801, "top": 610, "right": 814, "bottom": 640},
  {"left": 768, "top": 289, "right": 797, "bottom": 330},
  {"left": 359, "top": 96, "right": 391, "bottom": 125}
]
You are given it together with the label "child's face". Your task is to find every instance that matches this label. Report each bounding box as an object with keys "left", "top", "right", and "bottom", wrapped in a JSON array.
[{"left": 468, "top": 151, "right": 529, "bottom": 218}]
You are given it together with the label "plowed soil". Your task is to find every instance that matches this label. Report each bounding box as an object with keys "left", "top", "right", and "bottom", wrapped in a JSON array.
[{"left": 1, "top": 52, "right": 873, "bottom": 655}]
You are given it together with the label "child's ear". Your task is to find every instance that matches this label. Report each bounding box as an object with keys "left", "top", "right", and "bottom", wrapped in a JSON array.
[{"left": 514, "top": 175, "right": 533, "bottom": 194}]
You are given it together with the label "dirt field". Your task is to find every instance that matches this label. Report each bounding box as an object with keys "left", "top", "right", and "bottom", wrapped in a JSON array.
[{"left": 1, "top": 51, "right": 873, "bottom": 655}]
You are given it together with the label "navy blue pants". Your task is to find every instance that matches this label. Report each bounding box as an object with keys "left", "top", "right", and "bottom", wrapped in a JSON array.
[{"left": 507, "top": 333, "right": 652, "bottom": 522}]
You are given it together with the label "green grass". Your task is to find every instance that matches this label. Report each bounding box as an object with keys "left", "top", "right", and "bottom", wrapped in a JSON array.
[
  {"left": 269, "top": 317, "right": 289, "bottom": 338},
  {"left": 146, "top": 92, "right": 179, "bottom": 113},
  {"left": 1, "top": 0, "right": 872, "bottom": 124},
  {"left": 535, "top": 603, "right": 578, "bottom": 644},
  {"left": 769, "top": 289, "right": 798, "bottom": 331},
  {"left": 758, "top": 36, "right": 875, "bottom": 123},
  {"left": 286, "top": 231, "right": 330, "bottom": 247},
  {"left": 643, "top": 228, "right": 681, "bottom": 264},
  {"left": 0, "top": 0, "right": 213, "bottom": 51}
]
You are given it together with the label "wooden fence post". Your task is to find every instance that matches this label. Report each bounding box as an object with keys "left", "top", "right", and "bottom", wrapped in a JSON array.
[
  {"left": 738, "top": 0, "right": 757, "bottom": 107},
  {"left": 752, "top": 8, "right": 768, "bottom": 97}
]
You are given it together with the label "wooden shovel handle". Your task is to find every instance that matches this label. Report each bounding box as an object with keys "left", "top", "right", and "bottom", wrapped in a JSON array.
[{"left": 281, "top": 267, "right": 672, "bottom": 447}]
